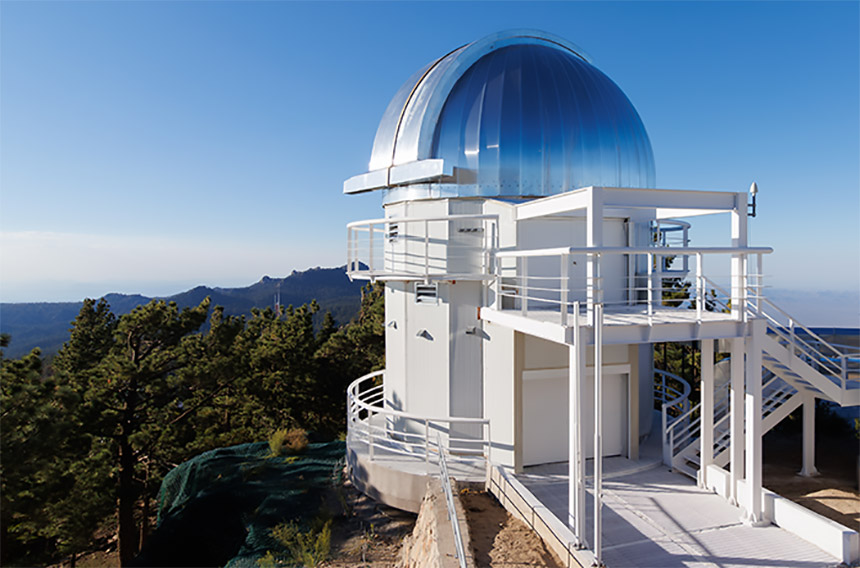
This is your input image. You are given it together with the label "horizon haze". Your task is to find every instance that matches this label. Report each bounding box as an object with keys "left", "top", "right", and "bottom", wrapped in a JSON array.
[{"left": 1, "top": 1, "right": 858, "bottom": 328}]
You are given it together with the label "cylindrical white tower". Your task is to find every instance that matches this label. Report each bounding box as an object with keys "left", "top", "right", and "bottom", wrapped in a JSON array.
[{"left": 345, "top": 29, "right": 658, "bottom": 467}]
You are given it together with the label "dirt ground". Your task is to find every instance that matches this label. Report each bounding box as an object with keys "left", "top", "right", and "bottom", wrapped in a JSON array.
[
  {"left": 323, "top": 479, "right": 416, "bottom": 567},
  {"left": 763, "top": 428, "right": 859, "bottom": 530},
  {"left": 460, "top": 489, "right": 562, "bottom": 568},
  {"left": 53, "top": 479, "right": 415, "bottom": 568}
]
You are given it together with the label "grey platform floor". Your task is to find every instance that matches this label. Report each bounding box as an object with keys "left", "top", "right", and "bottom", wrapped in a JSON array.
[{"left": 517, "top": 463, "right": 842, "bottom": 568}]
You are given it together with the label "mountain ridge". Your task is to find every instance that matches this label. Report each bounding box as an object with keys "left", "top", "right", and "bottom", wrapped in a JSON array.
[{"left": 1, "top": 266, "right": 365, "bottom": 359}]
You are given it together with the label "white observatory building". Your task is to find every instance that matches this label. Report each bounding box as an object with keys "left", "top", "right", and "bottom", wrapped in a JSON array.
[{"left": 343, "top": 30, "right": 859, "bottom": 567}]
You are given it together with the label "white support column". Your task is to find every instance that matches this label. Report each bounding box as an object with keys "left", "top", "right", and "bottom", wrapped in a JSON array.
[
  {"left": 568, "top": 302, "right": 586, "bottom": 546},
  {"left": 586, "top": 188, "right": 604, "bottom": 323},
  {"left": 593, "top": 304, "right": 604, "bottom": 565},
  {"left": 699, "top": 339, "right": 715, "bottom": 489},
  {"left": 744, "top": 319, "right": 766, "bottom": 525},
  {"left": 799, "top": 392, "right": 819, "bottom": 477},
  {"left": 729, "top": 337, "right": 744, "bottom": 506},
  {"left": 731, "top": 193, "right": 748, "bottom": 321}
]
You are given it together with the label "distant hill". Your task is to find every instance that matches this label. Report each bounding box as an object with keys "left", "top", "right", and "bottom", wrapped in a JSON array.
[{"left": 0, "top": 266, "right": 366, "bottom": 359}]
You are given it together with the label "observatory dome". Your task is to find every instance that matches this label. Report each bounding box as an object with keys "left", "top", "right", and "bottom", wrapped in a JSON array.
[{"left": 350, "top": 30, "right": 655, "bottom": 204}]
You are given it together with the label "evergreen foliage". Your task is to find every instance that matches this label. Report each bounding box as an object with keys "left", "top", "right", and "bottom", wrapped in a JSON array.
[{"left": 0, "top": 283, "right": 385, "bottom": 566}]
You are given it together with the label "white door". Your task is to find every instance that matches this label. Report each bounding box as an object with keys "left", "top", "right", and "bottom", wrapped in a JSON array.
[{"left": 523, "top": 372, "right": 628, "bottom": 466}]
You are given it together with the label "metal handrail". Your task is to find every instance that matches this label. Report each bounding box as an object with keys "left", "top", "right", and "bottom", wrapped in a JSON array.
[
  {"left": 494, "top": 247, "right": 771, "bottom": 325},
  {"left": 346, "top": 213, "right": 499, "bottom": 229},
  {"left": 701, "top": 276, "right": 857, "bottom": 393},
  {"left": 347, "top": 370, "right": 491, "bottom": 469},
  {"left": 496, "top": 245, "right": 774, "bottom": 258},
  {"left": 655, "top": 370, "right": 691, "bottom": 466},
  {"left": 438, "top": 433, "right": 468, "bottom": 568},
  {"left": 745, "top": 292, "right": 856, "bottom": 390},
  {"left": 347, "top": 214, "right": 499, "bottom": 281}
]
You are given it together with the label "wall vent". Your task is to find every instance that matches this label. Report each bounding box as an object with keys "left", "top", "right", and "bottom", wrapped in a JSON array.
[
  {"left": 415, "top": 283, "right": 438, "bottom": 304},
  {"left": 387, "top": 223, "right": 399, "bottom": 242}
]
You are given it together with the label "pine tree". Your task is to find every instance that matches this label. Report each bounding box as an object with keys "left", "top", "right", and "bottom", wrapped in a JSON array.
[{"left": 54, "top": 297, "right": 211, "bottom": 565}]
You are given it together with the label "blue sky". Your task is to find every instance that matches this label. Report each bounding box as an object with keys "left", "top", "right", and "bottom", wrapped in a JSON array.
[{"left": 1, "top": 1, "right": 858, "bottom": 324}]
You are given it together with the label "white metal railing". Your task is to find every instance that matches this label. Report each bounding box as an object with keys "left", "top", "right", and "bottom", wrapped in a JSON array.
[
  {"left": 437, "top": 433, "right": 467, "bottom": 568},
  {"left": 701, "top": 274, "right": 860, "bottom": 395},
  {"left": 744, "top": 293, "right": 859, "bottom": 392},
  {"left": 494, "top": 246, "right": 772, "bottom": 324},
  {"left": 346, "top": 370, "right": 491, "bottom": 473},
  {"left": 662, "top": 381, "right": 734, "bottom": 471},
  {"left": 664, "top": 367, "right": 804, "bottom": 478},
  {"left": 346, "top": 214, "right": 498, "bottom": 281},
  {"left": 655, "top": 370, "right": 691, "bottom": 466}
]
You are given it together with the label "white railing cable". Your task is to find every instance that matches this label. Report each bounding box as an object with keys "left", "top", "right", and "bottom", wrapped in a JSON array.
[
  {"left": 347, "top": 214, "right": 499, "bottom": 281},
  {"left": 736, "top": 286, "right": 857, "bottom": 390},
  {"left": 347, "top": 371, "right": 490, "bottom": 471},
  {"left": 437, "top": 432, "right": 468, "bottom": 568},
  {"left": 493, "top": 246, "right": 771, "bottom": 326}
]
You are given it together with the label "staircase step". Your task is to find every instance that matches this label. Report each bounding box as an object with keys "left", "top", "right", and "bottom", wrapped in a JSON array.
[{"left": 672, "top": 460, "right": 698, "bottom": 480}]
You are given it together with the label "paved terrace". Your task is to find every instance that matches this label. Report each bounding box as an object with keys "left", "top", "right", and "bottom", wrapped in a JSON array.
[{"left": 517, "top": 464, "right": 842, "bottom": 568}]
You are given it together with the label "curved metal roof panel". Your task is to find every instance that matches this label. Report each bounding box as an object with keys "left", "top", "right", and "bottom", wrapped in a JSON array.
[{"left": 354, "top": 30, "right": 655, "bottom": 203}]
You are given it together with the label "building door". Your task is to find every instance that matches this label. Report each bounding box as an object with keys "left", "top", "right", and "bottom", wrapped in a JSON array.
[{"left": 522, "top": 372, "right": 628, "bottom": 466}]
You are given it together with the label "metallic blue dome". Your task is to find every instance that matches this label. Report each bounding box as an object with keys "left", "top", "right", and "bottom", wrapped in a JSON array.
[{"left": 351, "top": 30, "right": 655, "bottom": 203}]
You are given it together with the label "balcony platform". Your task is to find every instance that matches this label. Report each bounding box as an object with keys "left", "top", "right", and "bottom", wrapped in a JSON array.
[{"left": 480, "top": 304, "right": 751, "bottom": 345}]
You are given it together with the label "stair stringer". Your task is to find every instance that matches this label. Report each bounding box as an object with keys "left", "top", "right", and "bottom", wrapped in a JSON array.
[
  {"left": 762, "top": 334, "right": 846, "bottom": 405},
  {"left": 672, "top": 385, "right": 804, "bottom": 477}
]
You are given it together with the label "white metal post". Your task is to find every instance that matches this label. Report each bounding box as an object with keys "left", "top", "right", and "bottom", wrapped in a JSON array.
[
  {"left": 586, "top": 188, "right": 603, "bottom": 324},
  {"left": 731, "top": 193, "right": 748, "bottom": 321},
  {"left": 661, "top": 375, "right": 670, "bottom": 466},
  {"left": 593, "top": 303, "right": 604, "bottom": 565},
  {"left": 744, "top": 319, "right": 765, "bottom": 525},
  {"left": 729, "top": 337, "right": 744, "bottom": 505},
  {"left": 647, "top": 252, "right": 654, "bottom": 325},
  {"left": 789, "top": 318, "right": 796, "bottom": 360},
  {"left": 755, "top": 254, "right": 763, "bottom": 314},
  {"left": 369, "top": 224, "right": 375, "bottom": 274},
  {"left": 700, "top": 339, "right": 715, "bottom": 488},
  {"left": 696, "top": 253, "right": 704, "bottom": 322},
  {"left": 568, "top": 303, "right": 583, "bottom": 543},
  {"left": 521, "top": 257, "right": 529, "bottom": 316},
  {"left": 574, "top": 303, "right": 587, "bottom": 546},
  {"left": 626, "top": 221, "right": 635, "bottom": 306},
  {"left": 561, "top": 254, "right": 569, "bottom": 327},
  {"left": 799, "top": 393, "right": 819, "bottom": 477}
]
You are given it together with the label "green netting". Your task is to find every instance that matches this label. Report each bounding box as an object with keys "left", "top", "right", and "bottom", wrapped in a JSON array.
[{"left": 132, "top": 441, "right": 346, "bottom": 567}]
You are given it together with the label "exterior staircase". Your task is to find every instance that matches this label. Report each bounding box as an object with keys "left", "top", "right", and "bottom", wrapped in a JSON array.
[{"left": 664, "top": 296, "right": 859, "bottom": 480}]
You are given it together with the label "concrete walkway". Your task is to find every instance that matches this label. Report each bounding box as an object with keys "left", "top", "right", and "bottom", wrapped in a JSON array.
[{"left": 518, "top": 464, "right": 842, "bottom": 568}]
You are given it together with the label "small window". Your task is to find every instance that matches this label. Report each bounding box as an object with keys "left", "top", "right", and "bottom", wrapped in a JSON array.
[{"left": 415, "top": 283, "right": 438, "bottom": 305}]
